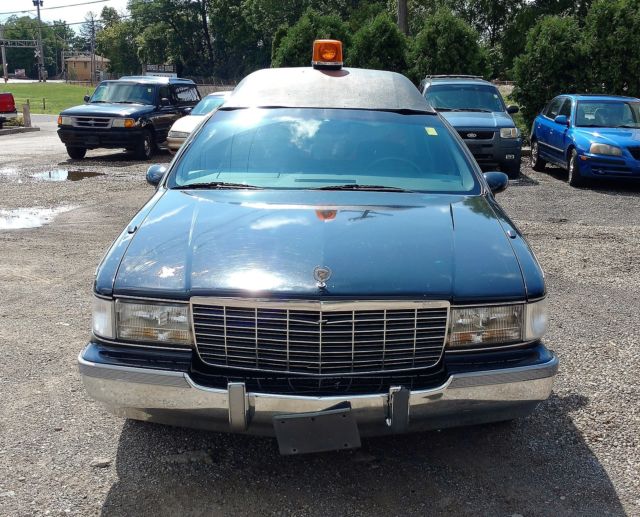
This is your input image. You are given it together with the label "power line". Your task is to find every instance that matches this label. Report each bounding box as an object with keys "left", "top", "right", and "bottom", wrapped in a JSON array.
[{"left": 0, "top": 0, "right": 110, "bottom": 17}]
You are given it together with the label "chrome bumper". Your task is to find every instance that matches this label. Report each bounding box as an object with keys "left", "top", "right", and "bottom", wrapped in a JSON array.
[{"left": 78, "top": 350, "right": 558, "bottom": 437}]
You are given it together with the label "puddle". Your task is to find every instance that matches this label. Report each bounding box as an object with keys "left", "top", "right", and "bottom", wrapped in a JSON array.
[
  {"left": 31, "top": 170, "right": 105, "bottom": 182},
  {"left": 0, "top": 206, "right": 76, "bottom": 230}
]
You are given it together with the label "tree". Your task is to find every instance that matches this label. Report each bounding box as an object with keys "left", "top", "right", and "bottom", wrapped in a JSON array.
[
  {"left": 512, "top": 15, "right": 586, "bottom": 125},
  {"left": 407, "top": 8, "right": 487, "bottom": 83},
  {"left": 349, "top": 13, "right": 407, "bottom": 73},
  {"left": 583, "top": 0, "right": 640, "bottom": 97},
  {"left": 271, "top": 9, "right": 351, "bottom": 68},
  {"left": 96, "top": 19, "right": 141, "bottom": 76}
]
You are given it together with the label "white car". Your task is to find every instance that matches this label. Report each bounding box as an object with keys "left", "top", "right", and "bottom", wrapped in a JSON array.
[{"left": 166, "top": 91, "right": 230, "bottom": 152}]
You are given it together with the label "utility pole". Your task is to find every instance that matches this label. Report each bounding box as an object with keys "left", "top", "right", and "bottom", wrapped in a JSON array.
[
  {"left": 0, "top": 26, "right": 8, "bottom": 83},
  {"left": 33, "top": 0, "right": 46, "bottom": 82},
  {"left": 89, "top": 13, "right": 95, "bottom": 84},
  {"left": 397, "top": 0, "right": 409, "bottom": 35}
]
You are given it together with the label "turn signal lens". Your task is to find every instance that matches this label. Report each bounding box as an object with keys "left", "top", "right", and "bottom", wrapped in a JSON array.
[
  {"left": 113, "top": 118, "right": 136, "bottom": 128},
  {"left": 312, "top": 39, "right": 343, "bottom": 69},
  {"left": 57, "top": 115, "right": 62, "bottom": 125}
]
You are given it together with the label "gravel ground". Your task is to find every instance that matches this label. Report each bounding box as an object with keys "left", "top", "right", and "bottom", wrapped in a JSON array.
[{"left": 0, "top": 120, "right": 638, "bottom": 516}]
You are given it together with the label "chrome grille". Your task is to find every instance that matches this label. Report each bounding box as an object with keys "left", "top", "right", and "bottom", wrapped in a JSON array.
[
  {"left": 191, "top": 299, "right": 449, "bottom": 375},
  {"left": 72, "top": 116, "right": 112, "bottom": 128}
]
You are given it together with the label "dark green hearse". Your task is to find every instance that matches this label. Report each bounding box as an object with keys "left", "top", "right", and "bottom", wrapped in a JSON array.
[{"left": 79, "top": 40, "right": 557, "bottom": 455}]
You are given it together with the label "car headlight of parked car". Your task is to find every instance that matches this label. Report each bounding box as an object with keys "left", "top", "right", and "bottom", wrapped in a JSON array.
[
  {"left": 589, "top": 143, "right": 622, "bottom": 156},
  {"left": 499, "top": 127, "right": 520, "bottom": 139},
  {"left": 448, "top": 299, "right": 548, "bottom": 349},
  {"left": 92, "top": 297, "right": 192, "bottom": 346},
  {"left": 112, "top": 118, "right": 137, "bottom": 128},
  {"left": 168, "top": 130, "right": 190, "bottom": 139},
  {"left": 57, "top": 115, "right": 73, "bottom": 126}
]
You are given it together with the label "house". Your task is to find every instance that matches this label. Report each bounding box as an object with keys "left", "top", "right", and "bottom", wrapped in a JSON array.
[{"left": 65, "top": 54, "right": 110, "bottom": 81}]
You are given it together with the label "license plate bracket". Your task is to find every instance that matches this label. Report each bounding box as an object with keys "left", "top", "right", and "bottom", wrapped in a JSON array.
[{"left": 273, "top": 403, "right": 361, "bottom": 455}]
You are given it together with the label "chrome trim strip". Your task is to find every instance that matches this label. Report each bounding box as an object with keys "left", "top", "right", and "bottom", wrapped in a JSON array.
[
  {"left": 92, "top": 335, "right": 193, "bottom": 352},
  {"left": 445, "top": 339, "right": 538, "bottom": 354},
  {"left": 190, "top": 297, "right": 450, "bottom": 311},
  {"left": 538, "top": 140, "right": 564, "bottom": 153},
  {"left": 115, "top": 294, "right": 189, "bottom": 304}
]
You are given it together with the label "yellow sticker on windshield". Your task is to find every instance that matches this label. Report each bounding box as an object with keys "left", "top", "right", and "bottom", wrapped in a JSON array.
[{"left": 425, "top": 127, "right": 438, "bottom": 136}]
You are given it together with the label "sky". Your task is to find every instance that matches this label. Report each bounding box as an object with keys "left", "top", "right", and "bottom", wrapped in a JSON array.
[{"left": 0, "top": 0, "right": 130, "bottom": 26}]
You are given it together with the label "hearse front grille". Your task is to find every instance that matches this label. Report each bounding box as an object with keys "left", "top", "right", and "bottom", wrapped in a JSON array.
[
  {"left": 191, "top": 299, "right": 449, "bottom": 376},
  {"left": 72, "top": 116, "right": 112, "bottom": 128}
]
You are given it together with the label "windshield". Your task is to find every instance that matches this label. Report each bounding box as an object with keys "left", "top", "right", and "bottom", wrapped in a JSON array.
[
  {"left": 190, "top": 94, "right": 227, "bottom": 115},
  {"left": 168, "top": 108, "right": 479, "bottom": 193},
  {"left": 425, "top": 84, "right": 505, "bottom": 113},
  {"left": 576, "top": 100, "right": 640, "bottom": 128},
  {"left": 91, "top": 82, "right": 155, "bottom": 105}
]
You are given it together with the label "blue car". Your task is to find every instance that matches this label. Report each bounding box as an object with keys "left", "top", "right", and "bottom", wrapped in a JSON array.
[{"left": 530, "top": 94, "right": 640, "bottom": 187}]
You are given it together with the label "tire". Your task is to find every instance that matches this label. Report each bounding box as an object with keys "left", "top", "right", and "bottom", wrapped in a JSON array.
[
  {"left": 66, "top": 146, "right": 86, "bottom": 160},
  {"left": 503, "top": 161, "right": 521, "bottom": 179},
  {"left": 134, "top": 129, "right": 154, "bottom": 160},
  {"left": 530, "top": 139, "right": 546, "bottom": 172},
  {"left": 568, "top": 149, "right": 586, "bottom": 187}
]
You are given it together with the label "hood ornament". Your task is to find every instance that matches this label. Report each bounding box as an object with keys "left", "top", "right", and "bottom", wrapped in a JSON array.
[{"left": 313, "top": 266, "right": 332, "bottom": 289}]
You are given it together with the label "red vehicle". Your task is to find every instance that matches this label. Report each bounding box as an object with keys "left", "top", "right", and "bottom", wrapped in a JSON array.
[{"left": 0, "top": 93, "right": 18, "bottom": 128}]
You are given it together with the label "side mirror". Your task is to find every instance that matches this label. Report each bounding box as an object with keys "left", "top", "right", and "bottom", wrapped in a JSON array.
[
  {"left": 146, "top": 164, "right": 167, "bottom": 186},
  {"left": 84, "top": 95, "right": 91, "bottom": 102},
  {"left": 183, "top": 107, "right": 192, "bottom": 114},
  {"left": 484, "top": 171, "right": 509, "bottom": 194},
  {"left": 554, "top": 115, "right": 569, "bottom": 126},
  {"left": 160, "top": 98, "right": 171, "bottom": 107},
  {"left": 506, "top": 105, "right": 519, "bottom": 114}
]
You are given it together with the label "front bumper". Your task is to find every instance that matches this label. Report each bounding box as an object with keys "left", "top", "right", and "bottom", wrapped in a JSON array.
[
  {"left": 58, "top": 127, "right": 144, "bottom": 149},
  {"left": 460, "top": 133, "right": 522, "bottom": 170},
  {"left": 78, "top": 344, "right": 558, "bottom": 438},
  {"left": 579, "top": 153, "right": 640, "bottom": 178}
]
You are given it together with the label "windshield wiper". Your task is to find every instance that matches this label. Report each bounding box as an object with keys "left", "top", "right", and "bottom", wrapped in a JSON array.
[
  {"left": 458, "top": 108, "right": 493, "bottom": 112},
  {"left": 314, "top": 184, "right": 415, "bottom": 192},
  {"left": 613, "top": 125, "right": 639, "bottom": 128},
  {"left": 175, "top": 182, "right": 263, "bottom": 190}
]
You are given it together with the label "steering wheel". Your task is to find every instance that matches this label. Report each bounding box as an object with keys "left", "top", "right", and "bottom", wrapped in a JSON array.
[{"left": 367, "top": 156, "right": 422, "bottom": 175}]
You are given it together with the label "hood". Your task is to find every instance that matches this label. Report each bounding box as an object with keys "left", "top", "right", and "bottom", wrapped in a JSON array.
[
  {"left": 61, "top": 103, "right": 156, "bottom": 117},
  {"left": 573, "top": 127, "right": 640, "bottom": 147},
  {"left": 111, "top": 191, "right": 527, "bottom": 303},
  {"left": 439, "top": 111, "right": 515, "bottom": 129},
  {"left": 169, "top": 114, "right": 206, "bottom": 134}
]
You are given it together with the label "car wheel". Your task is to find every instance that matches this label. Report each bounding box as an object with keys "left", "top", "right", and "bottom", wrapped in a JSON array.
[
  {"left": 66, "top": 146, "right": 86, "bottom": 160},
  {"left": 568, "top": 149, "right": 585, "bottom": 187},
  {"left": 135, "top": 130, "right": 154, "bottom": 160},
  {"left": 530, "top": 140, "right": 546, "bottom": 172},
  {"left": 503, "top": 161, "right": 521, "bottom": 179}
]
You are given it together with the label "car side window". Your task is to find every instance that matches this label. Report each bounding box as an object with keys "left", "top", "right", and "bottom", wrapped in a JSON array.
[
  {"left": 545, "top": 98, "right": 563, "bottom": 119},
  {"left": 171, "top": 85, "right": 200, "bottom": 106},
  {"left": 558, "top": 98, "right": 572, "bottom": 118},
  {"left": 158, "top": 86, "right": 170, "bottom": 104}
]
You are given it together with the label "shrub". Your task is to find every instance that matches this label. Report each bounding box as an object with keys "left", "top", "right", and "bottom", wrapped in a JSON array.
[
  {"left": 512, "top": 15, "right": 586, "bottom": 126},
  {"left": 348, "top": 13, "right": 408, "bottom": 73},
  {"left": 271, "top": 9, "right": 350, "bottom": 68},
  {"left": 408, "top": 8, "right": 488, "bottom": 84}
]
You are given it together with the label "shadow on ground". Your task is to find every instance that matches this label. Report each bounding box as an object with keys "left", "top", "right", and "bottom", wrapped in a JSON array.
[
  {"left": 543, "top": 165, "right": 640, "bottom": 196},
  {"left": 100, "top": 393, "right": 625, "bottom": 516},
  {"left": 58, "top": 149, "right": 173, "bottom": 167}
]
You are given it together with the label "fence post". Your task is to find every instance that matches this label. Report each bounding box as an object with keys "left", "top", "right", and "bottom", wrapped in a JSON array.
[
  {"left": 22, "top": 104, "right": 31, "bottom": 127},
  {"left": 43, "top": 98, "right": 46, "bottom": 111}
]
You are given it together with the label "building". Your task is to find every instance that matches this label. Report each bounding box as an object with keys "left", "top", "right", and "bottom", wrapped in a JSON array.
[{"left": 64, "top": 54, "right": 110, "bottom": 82}]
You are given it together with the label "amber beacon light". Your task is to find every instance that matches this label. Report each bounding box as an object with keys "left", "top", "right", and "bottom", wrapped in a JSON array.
[{"left": 312, "top": 39, "right": 343, "bottom": 70}]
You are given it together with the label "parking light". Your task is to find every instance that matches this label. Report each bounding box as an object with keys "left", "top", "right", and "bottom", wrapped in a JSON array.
[
  {"left": 312, "top": 40, "right": 343, "bottom": 70},
  {"left": 112, "top": 118, "right": 136, "bottom": 128}
]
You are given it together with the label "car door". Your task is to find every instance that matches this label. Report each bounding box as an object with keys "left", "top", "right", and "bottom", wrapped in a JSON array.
[
  {"left": 535, "top": 97, "right": 563, "bottom": 162},
  {"left": 153, "top": 85, "right": 181, "bottom": 142},
  {"left": 548, "top": 97, "right": 573, "bottom": 165}
]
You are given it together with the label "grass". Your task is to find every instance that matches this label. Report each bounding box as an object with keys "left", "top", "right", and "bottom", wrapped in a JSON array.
[{"left": 0, "top": 83, "right": 95, "bottom": 115}]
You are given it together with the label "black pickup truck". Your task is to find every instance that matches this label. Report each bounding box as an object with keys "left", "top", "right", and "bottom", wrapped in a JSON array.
[{"left": 57, "top": 76, "right": 200, "bottom": 160}]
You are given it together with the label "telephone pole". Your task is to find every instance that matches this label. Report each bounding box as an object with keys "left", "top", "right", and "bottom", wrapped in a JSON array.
[
  {"left": 397, "top": 0, "right": 409, "bottom": 35},
  {"left": 33, "top": 0, "right": 46, "bottom": 81},
  {"left": 0, "top": 26, "right": 8, "bottom": 83}
]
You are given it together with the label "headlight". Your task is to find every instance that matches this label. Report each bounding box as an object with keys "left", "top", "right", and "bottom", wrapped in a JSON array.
[
  {"left": 112, "top": 118, "right": 136, "bottom": 128},
  {"left": 92, "top": 297, "right": 115, "bottom": 339},
  {"left": 448, "top": 299, "right": 548, "bottom": 349},
  {"left": 58, "top": 115, "right": 72, "bottom": 126},
  {"left": 500, "top": 127, "right": 520, "bottom": 139},
  {"left": 115, "top": 299, "right": 192, "bottom": 346},
  {"left": 168, "top": 130, "right": 189, "bottom": 139},
  {"left": 590, "top": 143, "right": 622, "bottom": 156}
]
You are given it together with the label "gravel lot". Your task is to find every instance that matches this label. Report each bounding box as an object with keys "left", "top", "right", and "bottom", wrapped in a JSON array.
[{"left": 0, "top": 118, "right": 638, "bottom": 516}]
